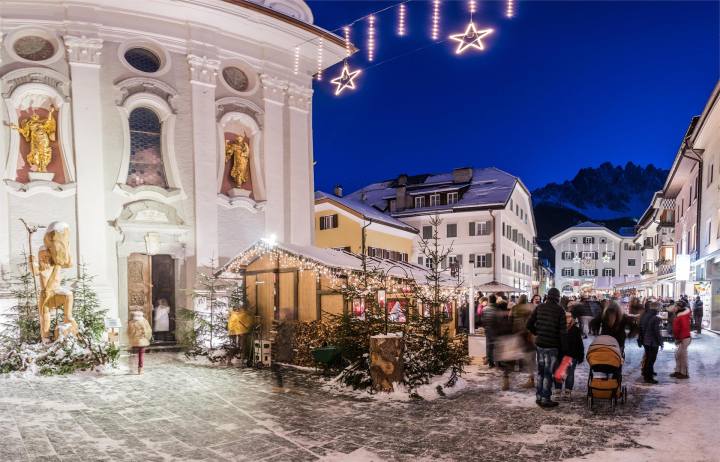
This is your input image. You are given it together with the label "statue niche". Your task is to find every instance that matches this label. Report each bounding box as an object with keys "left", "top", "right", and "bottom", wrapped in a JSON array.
[
  {"left": 222, "top": 132, "right": 253, "bottom": 198},
  {"left": 6, "top": 105, "right": 67, "bottom": 184}
]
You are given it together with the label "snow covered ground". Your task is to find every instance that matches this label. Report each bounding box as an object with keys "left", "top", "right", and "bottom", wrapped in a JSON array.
[{"left": 0, "top": 332, "right": 718, "bottom": 461}]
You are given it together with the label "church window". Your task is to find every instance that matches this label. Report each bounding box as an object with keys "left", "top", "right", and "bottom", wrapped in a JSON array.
[
  {"left": 126, "top": 108, "right": 168, "bottom": 188},
  {"left": 222, "top": 67, "right": 250, "bottom": 92},
  {"left": 14, "top": 36, "right": 55, "bottom": 61},
  {"left": 124, "top": 47, "right": 162, "bottom": 73}
]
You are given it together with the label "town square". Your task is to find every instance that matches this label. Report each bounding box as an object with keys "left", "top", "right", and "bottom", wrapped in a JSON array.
[{"left": 0, "top": 1, "right": 718, "bottom": 461}]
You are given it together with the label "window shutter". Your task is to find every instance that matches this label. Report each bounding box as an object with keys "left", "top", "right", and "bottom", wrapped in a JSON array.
[
  {"left": 469, "top": 222, "right": 476, "bottom": 236},
  {"left": 457, "top": 254, "right": 463, "bottom": 266},
  {"left": 485, "top": 253, "right": 493, "bottom": 268},
  {"left": 332, "top": 214, "right": 339, "bottom": 228},
  {"left": 469, "top": 254, "right": 475, "bottom": 264}
]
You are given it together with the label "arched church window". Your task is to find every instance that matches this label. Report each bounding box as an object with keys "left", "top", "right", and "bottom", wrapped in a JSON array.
[{"left": 127, "top": 108, "right": 168, "bottom": 188}]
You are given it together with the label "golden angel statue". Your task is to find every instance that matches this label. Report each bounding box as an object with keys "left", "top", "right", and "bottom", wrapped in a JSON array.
[
  {"left": 29, "top": 221, "right": 77, "bottom": 341},
  {"left": 225, "top": 134, "right": 250, "bottom": 186},
  {"left": 6, "top": 106, "right": 56, "bottom": 173}
]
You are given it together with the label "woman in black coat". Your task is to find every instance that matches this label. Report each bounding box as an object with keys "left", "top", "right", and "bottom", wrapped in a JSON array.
[{"left": 596, "top": 300, "right": 634, "bottom": 356}]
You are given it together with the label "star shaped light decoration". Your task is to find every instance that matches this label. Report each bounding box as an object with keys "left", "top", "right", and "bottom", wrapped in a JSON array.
[
  {"left": 449, "top": 22, "right": 494, "bottom": 54},
  {"left": 331, "top": 63, "right": 361, "bottom": 96},
  {"left": 572, "top": 256, "right": 582, "bottom": 264},
  {"left": 602, "top": 254, "right": 612, "bottom": 263}
]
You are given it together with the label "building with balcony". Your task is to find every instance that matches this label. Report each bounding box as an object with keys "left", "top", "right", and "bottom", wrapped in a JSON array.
[
  {"left": 632, "top": 192, "right": 676, "bottom": 298},
  {"left": 551, "top": 222, "right": 641, "bottom": 295},
  {"left": 346, "top": 167, "right": 537, "bottom": 293}
]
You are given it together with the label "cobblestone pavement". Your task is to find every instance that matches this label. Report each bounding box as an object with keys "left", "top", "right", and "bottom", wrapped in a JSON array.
[{"left": 1, "top": 333, "right": 718, "bottom": 462}]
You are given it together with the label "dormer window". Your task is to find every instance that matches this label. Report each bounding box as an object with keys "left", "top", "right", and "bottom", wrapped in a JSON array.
[
  {"left": 447, "top": 192, "right": 458, "bottom": 204},
  {"left": 583, "top": 236, "right": 594, "bottom": 244},
  {"left": 429, "top": 194, "right": 440, "bottom": 207},
  {"left": 415, "top": 196, "right": 425, "bottom": 208}
]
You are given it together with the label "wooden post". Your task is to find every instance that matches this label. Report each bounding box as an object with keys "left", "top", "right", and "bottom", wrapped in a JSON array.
[{"left": 370, "top": 334, "right": 404, "bottom": 392}]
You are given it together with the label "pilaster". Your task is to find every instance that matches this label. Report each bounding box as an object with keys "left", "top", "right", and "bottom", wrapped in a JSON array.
[
  {"left": 261, "top": 74, "right": 289, "bottom": 242},
  {"left": 64, "top": 35, "right": 116, "bottom": 316},
  {"left": 188, "top": 55, "right": 221, "bottom": 268},
  {"left": 287, "top": 83, "right": 313, "bottom": 246}
]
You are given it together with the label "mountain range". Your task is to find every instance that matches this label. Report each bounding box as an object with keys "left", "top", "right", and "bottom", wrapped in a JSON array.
[{"left": 532, "top": 162, "right": 669, "bottom": 264}]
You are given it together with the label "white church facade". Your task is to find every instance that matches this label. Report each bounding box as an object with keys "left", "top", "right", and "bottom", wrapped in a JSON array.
[{"left": 0, "top": 0, "right": 346, "bottom": 344}]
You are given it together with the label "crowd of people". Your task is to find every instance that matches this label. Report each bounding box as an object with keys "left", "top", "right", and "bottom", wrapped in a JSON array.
[{"left": 463, "top": 289, "right": 704, "bottom": 408}]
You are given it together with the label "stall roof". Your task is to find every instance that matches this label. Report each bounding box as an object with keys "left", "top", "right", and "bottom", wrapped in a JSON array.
[{"left": 223, "top": 240, "right": 458, "bottom": 285}]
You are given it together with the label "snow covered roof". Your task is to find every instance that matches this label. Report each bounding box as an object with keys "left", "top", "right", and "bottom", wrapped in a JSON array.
[
  {"left": 315, "top": 191, "right": 417, "bottom": 233},
  {"left": 346, "top": 167, "right": 524, "bottom": 216},
  {"left": 223, "top": 240, "right": 456, "bottom": 285}
]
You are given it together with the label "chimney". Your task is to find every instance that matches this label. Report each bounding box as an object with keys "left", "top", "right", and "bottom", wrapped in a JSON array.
[
  {"left": 452, "top": 167, "right": 473, "bottom": 184},
  {"left": 397, "top": 174, "right": 408, "bottom": 186},
  {"left": 333, "top": 184, "right": 343, "bottom": 197}
]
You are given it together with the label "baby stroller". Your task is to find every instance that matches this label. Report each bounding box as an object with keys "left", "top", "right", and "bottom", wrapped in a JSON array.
[{"left": 586, "top": 335, "right": 627, "bottom": 411}]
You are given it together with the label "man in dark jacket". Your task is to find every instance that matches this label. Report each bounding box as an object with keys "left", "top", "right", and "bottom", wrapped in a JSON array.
[
  {"left": 526, "top": 288, "right": 566, "bottom": 408},
  {"left": 693, "top": 296, "right": 704, "bottom": 334},
  {"left": 639, "top": 301, "right": 663, "bottom": 384}
]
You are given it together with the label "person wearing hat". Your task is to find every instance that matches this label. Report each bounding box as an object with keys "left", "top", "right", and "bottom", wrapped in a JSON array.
[
  {"left": 526, "top": 288, "right": 566, "bottom": 408},
  {"left": 671, "top": 300, "right": 692, "bottom": 379}
]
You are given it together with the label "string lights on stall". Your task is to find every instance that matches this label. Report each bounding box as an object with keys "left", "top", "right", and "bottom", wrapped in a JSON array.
[{"left": 297, "top": 0, "right": 519, "bottom": 96}]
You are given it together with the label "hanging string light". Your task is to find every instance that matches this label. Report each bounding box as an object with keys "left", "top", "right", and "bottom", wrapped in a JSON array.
[
  {"left": 431, "top": 0, "right": 441, "bottom": 40},
  {"left": 367, "top": 15, "right": 376, "bottom": 62},
  {"left": 469, "top": 0, "right": 477, "bottom": 15},
  {"left": 344, "top": 25, "right": 352, "bottom": 58},
  {"left": 506, "top": 0, "right": 515, "bottom": 18},
  {"left": 315, "top": 37, "right": 323, "bottom": 80},
  {"left": 293, "top": 46, "right": 300, "bottom": 75},
  {"left": 397, "top": 3, "right": 407, "bottom": 36}
]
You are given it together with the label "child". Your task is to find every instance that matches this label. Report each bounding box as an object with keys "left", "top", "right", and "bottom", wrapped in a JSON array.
[{"left": 553, "top": 312, "right": 585, "bottom": 400}]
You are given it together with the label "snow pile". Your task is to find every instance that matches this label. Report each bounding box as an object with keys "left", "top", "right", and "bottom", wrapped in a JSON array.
[
  {"left": 322, "top": 369, "right": 468, "bottom": 402},
  {"left": 0, "top": 334, "right": 118, "bottom": 376}
]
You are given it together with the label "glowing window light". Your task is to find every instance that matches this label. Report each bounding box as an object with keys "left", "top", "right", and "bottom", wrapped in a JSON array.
[
  {"left": 398, "top": 4, "right": 407, "bottom": 36},
  {"left": 431, "top": 0, "right": 441, "bottom": 41},
  {"left": 367, "top": 15, "right": 376, "bottom": 62},
  {"left": 293, "top": 46, "right": 300, "bottom": 75},
  {"left": 316, "top": 38, "right": 323, "bottom": 80},
  {"left": 506, "top": 0, "right": 515, "bottom": 18}
]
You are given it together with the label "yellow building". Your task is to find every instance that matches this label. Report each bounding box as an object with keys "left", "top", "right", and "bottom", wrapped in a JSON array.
[{"left": 314, "top": 190, "right": 417, "bottom": 261}]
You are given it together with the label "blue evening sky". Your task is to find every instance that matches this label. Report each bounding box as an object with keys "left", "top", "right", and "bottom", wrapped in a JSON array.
[{"left": 308, "top": 1, "right": 719, "bottom": 194}]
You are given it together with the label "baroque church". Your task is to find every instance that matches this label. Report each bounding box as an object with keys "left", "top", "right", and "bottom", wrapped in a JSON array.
[{"left": 0, "top": 0, "right": 346, "bottom": 344}]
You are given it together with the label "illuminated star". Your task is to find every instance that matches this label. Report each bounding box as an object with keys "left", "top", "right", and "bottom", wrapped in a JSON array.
[
  {"left": 330, "top": 64, "right": 361, "bottom": 96},
  {"left": 602, "top": 255, "right": 611, "bottom": 263},
  {"left": 449, "top": 22, "right": 494, "bottom": 54}
]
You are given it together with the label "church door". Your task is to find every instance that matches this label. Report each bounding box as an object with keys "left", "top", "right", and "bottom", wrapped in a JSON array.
[{"left": 127, "top": 253, "right": 153, "bottom": 327}]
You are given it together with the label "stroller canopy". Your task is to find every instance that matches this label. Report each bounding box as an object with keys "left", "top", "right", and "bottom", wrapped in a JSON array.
[{"left": 587, "top": 335, "right": 623, "bottom": 368}]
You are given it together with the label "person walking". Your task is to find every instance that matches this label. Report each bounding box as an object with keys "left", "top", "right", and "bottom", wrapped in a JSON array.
[
  {"left": 671, "top": 300, "right": 692, "bottom": 379},
  {"left": 481, "top": 294, "right": 499, "bottom": 368},
  {"left": 490, "top": 297, "right": 514, "bottom": 390},
  {"left": 596, "top": 300, "right": 633, "bottom": 358},
  {"left": 511, "top": 294, "right": 536, "bottom": 388},
  {"left": 526, "top": 288, "right": 566, "bottom": 408},
  {"left": 553, "top": 311, "right": 584, "bottom": 400},
  {"left": 693, "top": 296, "right": 704, "bottom": 334},
  {"left": 639, "top": 301, "right": 663, "bottom": 384}
]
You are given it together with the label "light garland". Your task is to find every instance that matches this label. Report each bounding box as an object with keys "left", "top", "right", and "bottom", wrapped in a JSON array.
[
  {"left": 431, "top": 0, "right": 441, "bottom": 40},
  {"left": 397, "top": 3, "right": 406, "bottom": 36},
  {"left": 316, "top": 37, "right": 324, "bottom": 80},
  {"left": 506, "top": 0, "right": 515, "bottom": 18},
  {"left": 293, "top": 46, "right": 300, "bottom": 75},
  {"left": 367, "top": 15, "right": 376, "bottom": 62},
  {"left": 469, "top": 0, "right": 477, "bottom": 14},
  {"left": 449, "top": 22, "right": 494, "bottom": 54},
  {"left": 344, "top": 25, "right": 352, "bottom": 58},
  {"left": 331, "top": 63, "right": 361, "bottom": 96}
]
